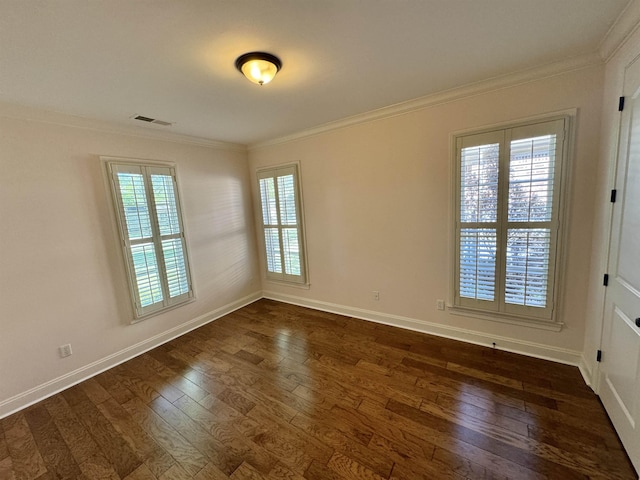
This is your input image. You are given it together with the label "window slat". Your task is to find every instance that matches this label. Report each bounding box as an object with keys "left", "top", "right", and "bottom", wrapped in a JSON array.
[
  {"left": 460, "top": 143, "right": 499, "bottom": 223},
  {"left": 130, "top": 243, "right": 163, "bottom": 307},
  {"left": 264, "top": 227, "right": 282, "bottom": 274},
  {"left": 282, "top": 227, "right": 301, "bottom": 275},
  {"left": 459, "top": 228, "right": 496, "bottom": 301},
  {"left": 151, "top": 174, "right": 181, "bottom": 235},
  {"left": 259, "top": 178, "right": 278, "bottom": 225},
  {"left": 161, "top": 239, "right": 189, "bottom": 298},
  {"left": 505, "top": 228, "right": 551, "bottom": 307},
  {"left": 277, "top": 175, "right": 298, "bottom": 226},
  {"left": 508, "top": 135, "right": 556, "bottom": 223},
  {"left": 117, "top": 173, "right": 153, "bottom": 240}
]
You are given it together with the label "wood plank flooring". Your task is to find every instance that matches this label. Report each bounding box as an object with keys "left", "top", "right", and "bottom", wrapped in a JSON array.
[{"left": 1, "top": 299, "right": 637, "bottom": 479}]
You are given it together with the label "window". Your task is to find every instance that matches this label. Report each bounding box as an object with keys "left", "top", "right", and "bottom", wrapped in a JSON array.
[
  {"left": 453, "top": 117, "right": 569, "bottom": 324},
  {"left": 257, "top": 164, "right": 307, "bottom": 284},
  {"left": 106, "top": 159, "right": 193, "bottom": 318}
]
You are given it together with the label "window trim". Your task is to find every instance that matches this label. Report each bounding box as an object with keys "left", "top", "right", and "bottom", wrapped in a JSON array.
[
  {"left": 449, "top": 112, "right": 574, "bottom": 330},
  {"left": 256, "top": 163, "right": 309, "bottom": 286},
  {"left": 102, "top": 156, "right": 195, "bottom": 321}
]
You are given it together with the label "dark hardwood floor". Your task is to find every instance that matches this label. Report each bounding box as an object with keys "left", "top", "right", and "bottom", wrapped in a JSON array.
[{"left": 1, "top": 299, "right": 636, "bottom": 480}]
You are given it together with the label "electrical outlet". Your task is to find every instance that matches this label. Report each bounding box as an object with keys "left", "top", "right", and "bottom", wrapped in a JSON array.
[
  {"left": 59, "top": 344, "right": 72, "bottom": 358},
  {"left": 373, "top": 291, "right": 380, "bottom": 301},
  {"left": 436, "top": 299, "right": 445, "bottom": 311}
]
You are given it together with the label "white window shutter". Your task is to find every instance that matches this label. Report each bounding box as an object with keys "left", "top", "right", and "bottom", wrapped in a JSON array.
[
  {"left": 257, "top": 165, "right": 307, "bottom": 284},
  {"left": 454, "top": 117, "right": 568, "bottom": 323},
  {"left": 107, "top": 160, "right": 193, "bottom": 319}
]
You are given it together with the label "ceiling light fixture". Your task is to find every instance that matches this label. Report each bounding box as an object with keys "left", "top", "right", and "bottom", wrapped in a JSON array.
[{"left": 235, "top": 52, "right": 282, "bottom": 86}]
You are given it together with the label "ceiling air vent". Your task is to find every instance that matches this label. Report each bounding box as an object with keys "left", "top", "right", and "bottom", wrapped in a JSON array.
[{"left": 131, "top": 115, "right": 173, "bottom": 126}]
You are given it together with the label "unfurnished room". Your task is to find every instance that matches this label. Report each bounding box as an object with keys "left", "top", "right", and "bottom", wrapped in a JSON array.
[{"left": 1, "top": 1, "right": 640, "bottom": 479}]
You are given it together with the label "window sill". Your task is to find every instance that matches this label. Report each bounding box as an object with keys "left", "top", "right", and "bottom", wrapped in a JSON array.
[
  {"left": 448, "top": 305, "right": 563, "bottom": 332},
  {"left": 264, "top": 279, "right": 311, "bottom": 290},
  {"left": 130, "top": 297, "right": 196, "bottom": 324}
]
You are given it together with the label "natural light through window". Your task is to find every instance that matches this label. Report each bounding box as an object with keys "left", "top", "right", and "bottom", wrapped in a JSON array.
[
  {"left": 106, "top": 159, "right": 193, "bottom": 318},
  {"left": 257, "top": 165, "right": 307, "bottom": 284},
  {"left": 454, "top": 118, "right": 568, "bottom": 323}
]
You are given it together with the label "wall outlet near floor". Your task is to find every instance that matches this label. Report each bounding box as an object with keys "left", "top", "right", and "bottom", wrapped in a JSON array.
[
  {"left": 373, "top": 291, "right": 380, "bottom": 301},
  {"left": 59, "top": 344, "right": 73, "bottom": 358},
  {"left": 436, "top": 299, "right": 445, "bottom": 311}
]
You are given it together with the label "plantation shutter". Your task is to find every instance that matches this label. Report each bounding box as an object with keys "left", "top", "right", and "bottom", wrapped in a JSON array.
[
  {"left": 454, "top": 118, "right": 567, "bottom": 322},
  {"left": 456, "top": 130, "right": 503, "bottom": 312},
  {"left": 503, "top": 120, "right": 564, "bottom": 319},
  {"left": 109, "top": 162, "right": 193, "bottom": 318},
  {"left": 257, "top": 165, "right": 306, "bottom": 284}
]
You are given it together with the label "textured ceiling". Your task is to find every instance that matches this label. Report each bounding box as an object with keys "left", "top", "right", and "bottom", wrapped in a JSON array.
[{"left": 0, "top": 0, "right": 632, "bottom": 144}]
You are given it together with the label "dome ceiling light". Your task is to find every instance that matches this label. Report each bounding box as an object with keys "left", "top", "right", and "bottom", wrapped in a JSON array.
[{"left": 235, "top": 52, "right": 282, "bottom": 86}]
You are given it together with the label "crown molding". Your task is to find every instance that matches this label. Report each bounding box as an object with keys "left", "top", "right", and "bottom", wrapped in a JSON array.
[
  {"left": 599, "top": 0, "right": 640, "bottom": 62},
  {"left": 0, "top": 101, "right": 247, "bottom": 152},
  {"left": 248, "top": 53, "right": 602, "bottom": 151}
]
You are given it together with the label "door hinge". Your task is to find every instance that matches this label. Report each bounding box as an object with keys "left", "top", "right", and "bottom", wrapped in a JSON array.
[
  {"left": 611, "top": 189, "right": 617, "bottom": 203},
  {"left": 603, "top": 274, "right": 609, "bottom": 286},
  {"left": 619, "top": 96, "right": 625, "bottom": 111},
  {"left": 596, "top": 350, "right": 602, "bottom": 362}
]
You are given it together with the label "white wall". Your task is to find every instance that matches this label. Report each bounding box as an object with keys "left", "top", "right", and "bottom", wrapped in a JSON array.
[
  {"left": 583, "top": 27, "right": 640, "bottom": 388},
  {"left": 0, "top": 105, "right": 260, "bottom": 416},
  {"left": 248, "top": 64, "right": 605, "bottom": 365}
]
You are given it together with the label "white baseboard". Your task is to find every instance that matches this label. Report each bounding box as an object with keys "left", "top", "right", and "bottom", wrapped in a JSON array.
[
  {"left": 579, "top": 354, "right": 602, "bottom": 393},
  {"left": 0, "top": 291, "right": 262, "bottom": 419},
  {"left": 263, "top": 291, "right": 584, "bottom": 368},
  {"left": 579, "top": 354, "right": 594, "bottom": 389}
]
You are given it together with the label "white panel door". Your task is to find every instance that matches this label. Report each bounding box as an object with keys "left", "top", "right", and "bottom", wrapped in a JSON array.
[{"left": 599, "top": 54, "right": 640, "bottom": 474}]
